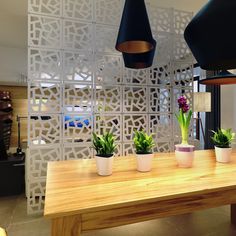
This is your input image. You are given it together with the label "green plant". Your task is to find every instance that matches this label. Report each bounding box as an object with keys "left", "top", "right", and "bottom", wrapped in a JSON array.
[
  {"left": 92, "top": 132, "right": 117, "bottom": 157},
  {"left": 133, "top": 131, "right": 155, "bottom": 154},
  {"left": 211, "top": 129, "right": 235, "bottom": 148},
  {"left": 175, "top": 96, "right": 192, "bottom": 145}
]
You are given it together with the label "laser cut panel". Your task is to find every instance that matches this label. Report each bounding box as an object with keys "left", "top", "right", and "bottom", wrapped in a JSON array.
[
  {"left": 64, "top": 145, "right": 93, "bottom": 160},
  {"left": 149, "top": 63, "right": 172, "bottom": 86},
  {"left": 123, "top": 142, "right": 135, "bottom": 156},
  {"left": 63, "top": 114, "right": 92, "bottom": 144},
  {"left": 95, "top": 25, "right": 120, "bottom": 54},
  {"left": 152, "top": 32, "right": 172, "bottom": 66},
  {"left": 29, "top": 15, "right": 61, "bottom": 49},
  {"left": 174, "top": 10, "right": 193, "bottom": 35},
  {"left": 63, "top": 0, "right": 93, "bottom": 21},
  {"left": 28, "top": 147, "right": 61, "bottom": 179},
  {"left": 29, "top": 83, "right": 61, "bottom": 114},
  {"left": 95, "top": 115, "right": 121, "bottom": 142},
  {"left": 123, "top": 68, "right": 148, "bottom": 85},
  {"left": 27, "top": 179, "right": 46, "bottom": 214},
  {"left": 28, "top": 0, "right": 194, "bottom": 213},
  {"left": 123, "top": 87, "right": 147, "bottom": 113},
  {"left": 123, "top": 115, "right": 148, "bottom": 141},
  {"left": 154, "top": 142, "right": 172, "bottom": 153},
  {"left": 63, "top": 84, "right": 93, "bottom": 113},
  {"left": 63, "top": 19, "right": 93, "bottom": 51},
  {"left": 29, "top": 48, "right": 61, "bottom": 81},
  {"left": 95, "top": 54, "right": 122, "bottom": 84},
  {"left": 29, "top": 115, "right": 61, "bottom": 146},
  {"left": 95, "top": 86, "right": 122, "bottom": 113},
  {"left": 173, "top": 62, "right": 194, "bottom": 88},
  {"left": 149, "top": 86, "right": 171, "bottom": 113},
  {"left": 63, "top": 51, "right": 93, "bottom": 83},
  {"left": 29, "top": 0, "right": 61, "bottom": 16},
  {"left": 95, "top": 0, "right": 123, "bottom": 26}
]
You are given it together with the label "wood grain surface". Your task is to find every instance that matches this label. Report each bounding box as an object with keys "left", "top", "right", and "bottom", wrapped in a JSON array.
[
  {"left": 231, "top": 204, "right": 236, "bottom": 225},
  {"left": 45, "top": 150, "right": 236, "bottom": 222},
  {"left": 0, "top": 227, "right": 7, "bottom": 236},
  {"left": 52, "top": 215, "right": 81, "bottom": 236}
]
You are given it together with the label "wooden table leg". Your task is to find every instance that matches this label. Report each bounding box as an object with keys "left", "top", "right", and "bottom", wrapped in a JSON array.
[
  {"left": 51, "top": 215, "right": 81, "bottom": 236},
  {"left": 231, "top": 204, "right": 236, "bottom": 226}
]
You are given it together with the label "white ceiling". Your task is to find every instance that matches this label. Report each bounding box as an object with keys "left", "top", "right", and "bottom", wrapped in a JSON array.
[{"left": 0, "top": 0, "right": 208, "bottom": 49}]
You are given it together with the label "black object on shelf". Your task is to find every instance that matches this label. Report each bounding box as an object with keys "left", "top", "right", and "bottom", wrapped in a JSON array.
[
  {"left": 0, "top": 139, "right": 7, "bottom": 161},
  {"left": 0, "top": 154, "right": 25, "bottom": 196},
  {"left": 0, "top": 121, "right": 8, "bottom": 160},
  {"left": 30, "top": 116, "right": 51, "bottom": 120},
  {"left": 14, "top": 115, "right": 27, "bottom": 157},
  {"left": 0, "top": 90, "right": 13, "bottom": 150},
  {"left": 0, "top": 91, "right": 11, "bottom": 101}
]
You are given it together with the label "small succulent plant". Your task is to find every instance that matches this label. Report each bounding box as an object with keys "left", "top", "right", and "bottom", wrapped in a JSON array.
[
  {"left": 92, "top": 132, "right": 117, "bottom": 157},
  {"left": 133, "top": 131, "right": 155, "bottom": 154},
  {"left": 211, "top": 129, "right": 235, "bottom": 148}
]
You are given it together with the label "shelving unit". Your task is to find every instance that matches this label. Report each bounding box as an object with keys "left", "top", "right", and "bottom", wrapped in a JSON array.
[{"left": 0, "top": 90, "right": 13, "bottom": 151}]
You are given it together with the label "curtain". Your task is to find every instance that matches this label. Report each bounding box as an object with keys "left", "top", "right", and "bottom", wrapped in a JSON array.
[{"left": 204, "top": 71, "right": 221, "bottom": 149}]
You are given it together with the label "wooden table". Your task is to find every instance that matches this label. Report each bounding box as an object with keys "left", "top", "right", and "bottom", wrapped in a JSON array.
[{"left": 44, "top": 150, "right": 236, "bottom": 236}]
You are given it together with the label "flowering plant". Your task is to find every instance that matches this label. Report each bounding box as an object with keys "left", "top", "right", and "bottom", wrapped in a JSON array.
[{"left": 175, "top": 96, "right": 192, "bottom": 145}]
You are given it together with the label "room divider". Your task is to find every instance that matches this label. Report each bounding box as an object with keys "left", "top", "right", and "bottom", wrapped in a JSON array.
[{"left": 27, "top": 0, "right": 193, "bottom": 213}]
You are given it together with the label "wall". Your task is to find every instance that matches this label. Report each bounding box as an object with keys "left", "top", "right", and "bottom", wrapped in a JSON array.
[
  {"left": 149, "top": 0, "right": 207, "bottom": 13},
  {"left": 0, "top": 46, "right": 27, "bottom": 85},
  {"left": 221, "top": 85, "right": 236, "bottom": 147},
  {"left": 0, "top": 85, "right": 28, "bottom": 148},
  {"left": 233, "top": 89, "right": 236, "bottom": 134}
]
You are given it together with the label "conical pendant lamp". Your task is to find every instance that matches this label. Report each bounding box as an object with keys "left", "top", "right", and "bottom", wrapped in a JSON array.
[
  {"left": 122, "top": 39, "right": 156, "bottom": 69},
  {"left": 184, "top": 0, "right": 236, "bottom": 71},
  {"left": 116, "top": 0, "right": 156, "bottom": 54},
  {"left": 200, "top": 70, "right": 236, "bottom": 85}
]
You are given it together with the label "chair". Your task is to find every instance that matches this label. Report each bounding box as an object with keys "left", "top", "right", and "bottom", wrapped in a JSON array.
[{"left": 0, "top": 227, "right": 7, "bottom": 236}]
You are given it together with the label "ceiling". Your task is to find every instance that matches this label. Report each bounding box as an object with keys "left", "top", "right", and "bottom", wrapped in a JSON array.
[{"left": 0, "top": 0, "right": 208, "bottom": 49}]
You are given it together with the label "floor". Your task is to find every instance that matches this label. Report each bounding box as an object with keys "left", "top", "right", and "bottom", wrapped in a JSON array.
[{"left": 1, "top": 195, "right": 236, "bottom": 236}]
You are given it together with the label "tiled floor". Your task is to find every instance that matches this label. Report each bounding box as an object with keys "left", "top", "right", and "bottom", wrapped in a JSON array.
[{"left": 1, "top": 194, "right": 236, "bottom": 236}]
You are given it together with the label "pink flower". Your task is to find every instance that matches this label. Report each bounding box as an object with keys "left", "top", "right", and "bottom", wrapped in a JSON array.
[
  {"left": 178, "top": 96, "right": 187, "bottom": 106},
  {"left": 182, "top": 104, "right": 189, "bottom": 113},
  {"left": 177, "top": 96, "right": 190, "bottom": 113}
]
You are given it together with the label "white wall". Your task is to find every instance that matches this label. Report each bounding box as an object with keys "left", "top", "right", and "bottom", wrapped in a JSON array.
[
  {"left": 221, "top": 85, "right": 236, "bottom": 147},
  {"left": 148, "top": 0, "right": 207, "bottom": 13},
  {"left": 0, "top": 46, "right": 27, "bottom": 85},
  {"left": 233, "top": 89, "right": 236, "bottom": 133}
]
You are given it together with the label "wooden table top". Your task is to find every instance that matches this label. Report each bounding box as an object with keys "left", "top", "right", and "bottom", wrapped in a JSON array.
[{"left": 44, "top": 150, "right": 236, "bottom": 218}]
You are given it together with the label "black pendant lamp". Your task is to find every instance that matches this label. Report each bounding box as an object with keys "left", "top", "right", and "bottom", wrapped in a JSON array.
[
  {"left": 122, "top": 39, "right": 156, "bottom": 69},
  {"left": 116, "top": 0, "right": 156, "bottom": 68},
  {"left": 184, "top": 0, "right": 236, "bottom": 71},
  {"left": 200, "top": 70, "right": 236, "bottom": 85}
]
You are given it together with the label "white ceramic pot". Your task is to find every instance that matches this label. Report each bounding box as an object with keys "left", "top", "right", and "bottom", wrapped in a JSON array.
[
  {"left": 136, "top": 153, "right": 153, "bottom": 172},
  {"left": 215, "top": 146, "right": 232, "bottom": 163},
  {"left": 95, "top": 155, "right": 113, "bottom": 176},
  {"left": 175, "top": 144, "right": 195, "bottom": 168}
]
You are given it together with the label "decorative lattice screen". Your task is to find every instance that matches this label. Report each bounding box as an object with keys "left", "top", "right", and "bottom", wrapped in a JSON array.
[{"left": 27, "top": 0, "right": 193, "bottom": 213}]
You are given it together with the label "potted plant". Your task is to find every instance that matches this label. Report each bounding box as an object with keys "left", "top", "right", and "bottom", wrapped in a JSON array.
[
  {"left": 211, "top": 128, "right": 235, "bottom": 163},
  {"left": 133, "top": 130, "right": 155, "bottom": 172},
  {"left": 92, "top": 132, "right": 117, "bottom": 176},
  {"left": 175, "top": 96, "right": 195, "bottom": 168}
]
